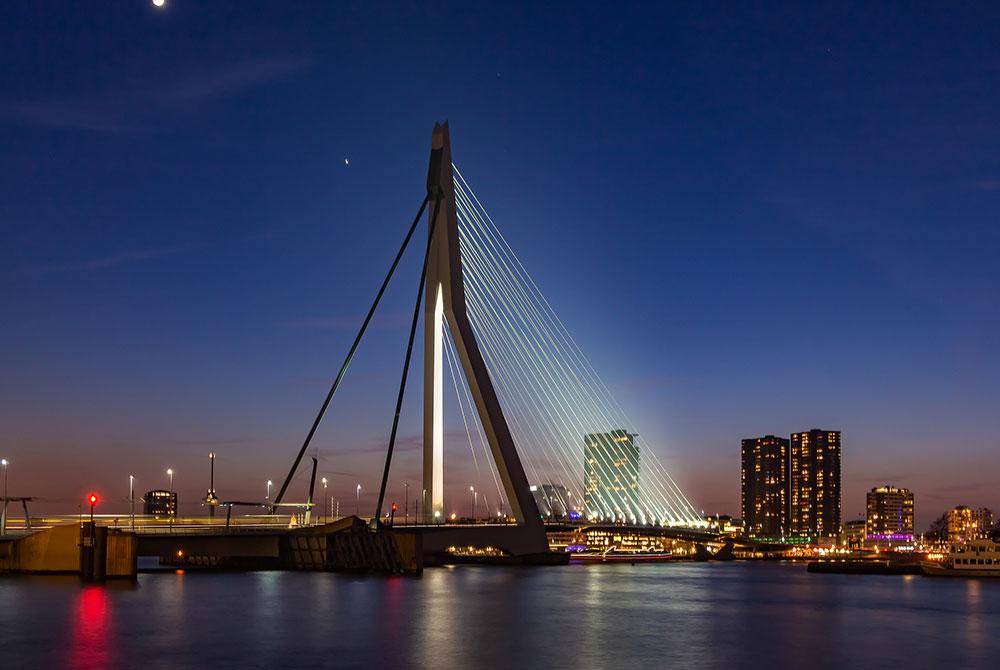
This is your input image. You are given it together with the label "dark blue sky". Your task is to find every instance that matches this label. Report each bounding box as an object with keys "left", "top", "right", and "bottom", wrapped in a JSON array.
[{"left": 2, "top": 1, "right": 998, "bottom": 527}]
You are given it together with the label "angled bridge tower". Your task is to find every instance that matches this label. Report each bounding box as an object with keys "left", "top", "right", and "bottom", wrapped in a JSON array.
[{"left": 422, "top": 123, "right": 546, "bottom": 549}]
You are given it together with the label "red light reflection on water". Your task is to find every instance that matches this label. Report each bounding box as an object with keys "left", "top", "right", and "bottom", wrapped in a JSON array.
[{"left": 70, "top": 586, "right": 117, "bottom": 670}]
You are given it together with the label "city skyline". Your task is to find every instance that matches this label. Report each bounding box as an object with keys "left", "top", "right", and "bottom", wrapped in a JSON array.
[{"left": 2, "top": 3, "right": 1000, "bottom": 529}]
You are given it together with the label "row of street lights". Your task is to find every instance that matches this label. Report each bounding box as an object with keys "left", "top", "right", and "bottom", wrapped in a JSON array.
[{"left": 0, "top": 453, "right": 486, "bottom": 530}]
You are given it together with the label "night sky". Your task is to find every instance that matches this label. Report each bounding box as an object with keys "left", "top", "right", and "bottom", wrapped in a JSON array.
[{"left": 2, "top": 2, "right": 998, "bottom": 528}]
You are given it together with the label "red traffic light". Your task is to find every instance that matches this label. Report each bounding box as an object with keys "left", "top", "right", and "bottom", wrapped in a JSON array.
[
  {"left": 88, "top": 493, "right": 99, "bottom": 506},
  {"left": 391, "top": 503, "right": 398, "bottom": 511}
]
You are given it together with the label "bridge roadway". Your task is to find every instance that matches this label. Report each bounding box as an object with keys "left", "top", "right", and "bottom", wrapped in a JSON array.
[
  {"left": 3, "top": 515, "right": 726, "bottom": 574},
  {"left": 131, "top": 519, "right": 723, "bottom": 565},
  {"left": 129, "top": 518, "right": 544, "bottom": 559}
]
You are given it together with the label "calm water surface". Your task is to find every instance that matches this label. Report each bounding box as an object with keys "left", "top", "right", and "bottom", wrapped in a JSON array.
[{"left": 1, "top": 562, "right": 997, "bottom": 669}]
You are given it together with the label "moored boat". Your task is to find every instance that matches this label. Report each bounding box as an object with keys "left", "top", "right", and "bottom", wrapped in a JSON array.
[
  {"left": 569, "top": 550, "right": 674, "bottom": 563},
  {"left": 921, "top": 539, "right": 1000, "bottom": 578}
]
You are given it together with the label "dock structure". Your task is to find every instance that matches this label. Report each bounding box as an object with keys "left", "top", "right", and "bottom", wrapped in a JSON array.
[
  {"left": 0, "top": 523, "right": 137, "bottom": 580},
  {"left": 1, "top": 514, "right": 582, "bottom": 577}
]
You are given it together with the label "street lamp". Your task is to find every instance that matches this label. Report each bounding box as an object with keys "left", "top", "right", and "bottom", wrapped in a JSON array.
[
  {"left": 266, "top": 479, "right": 273, "bottom": 502},
  {"left": 166, "top": 468, "right": 174, "bottom": 491},
  {"left": 356, "top": 483, "right": 361, "bottom": 516},
  {"left": 321, "top": 478, "right": 328, "bottom": 523},
  {"left": 469, "top": 485, "right": 476, "bottom": 521},
  {"left": 205, "top": 453, "right": 217, "bottom": 519},
  {"left": 1, "top": 458, "right": 8, "bottom": 537},
  {"left": 208, "top": 452, "right": 216, "bottom": 495},
  {"left": 404, "top": 482, "right": 409, "bottom": 526},
  {"left": 129, "top": 474, "right": 135, "bottom": 531}
]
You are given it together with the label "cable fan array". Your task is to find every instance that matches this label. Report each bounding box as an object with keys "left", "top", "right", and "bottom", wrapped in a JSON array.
[{"left": 449, "top": 166, "right": 703, "bottom": 528}]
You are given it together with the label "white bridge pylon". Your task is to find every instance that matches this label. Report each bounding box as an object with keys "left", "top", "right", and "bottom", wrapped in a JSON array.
[
  {"left": 419, "top": 122, "right": 702, "bottom": 531},
  {"left": 422, "top": 122, "right": 545, "bottom": 539}
]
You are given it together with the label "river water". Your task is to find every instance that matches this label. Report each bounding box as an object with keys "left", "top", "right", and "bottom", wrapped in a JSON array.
[{"left": 1, "top": 562, "right": 996, "bottom": 669}]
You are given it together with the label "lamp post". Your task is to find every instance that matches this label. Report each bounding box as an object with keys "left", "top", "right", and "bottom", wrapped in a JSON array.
[
  {"left": 356, "top": 483, "right": 361, "bottom": 516},
  {"left": 321, "top": 477, "right": 328, "bottom": 523},
  {"left": 469, "top": 485, "right": 476, "bottom": 522},
  {"left": 404, "top": 482, "right": 409, "bottom": 526},
  {"left": 206, "top": 452, "right": 217, "bottom": 520},
  {"left": 1, "top": 458, "right": 8, "bottom": 537},
  {"left": 129, "top": 474, "right": 135, "bottom": 531},
  {"left": 266, "top": 479, "right": 272, "bottom": 503}
]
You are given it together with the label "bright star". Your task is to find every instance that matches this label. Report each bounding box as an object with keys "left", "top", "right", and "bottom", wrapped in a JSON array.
[{"left": 344, "top": 158, "right": 350, "bottom": 166}]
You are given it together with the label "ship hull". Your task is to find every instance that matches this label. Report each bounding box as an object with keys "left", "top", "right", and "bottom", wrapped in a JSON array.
[{"left": 921, "top": 562, "right": 1000, "bottom": 578}]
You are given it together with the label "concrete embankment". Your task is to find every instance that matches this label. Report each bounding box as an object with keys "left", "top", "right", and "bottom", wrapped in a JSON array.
[{"left": 0, "top": 523, "right": 137, "bottom": 580}]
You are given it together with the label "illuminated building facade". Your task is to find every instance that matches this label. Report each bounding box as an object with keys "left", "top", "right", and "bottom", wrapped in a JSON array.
[
  {"left": 144, "top": 489, "right": 177, "bottom": 517},
  {"left": 531, "top": 483, "right": 571, "bottom": 518},
  {"left": 705, "top": 514, "right": 742, "bottom": 537},
  {"left": 584, "top": 430, "right": 639, "bottom": 520},
  {"left": 741, "top": 435, "right": 788, "bottom": 539},
  {"left": 947, "top": 506, "right": 993, "bottom": 542},
  {"left": 789, "top": 429, "right": 841, "bottom": 541},
  {"left": 841, "top": 519, "right": 866, "bottom": 549},
  {"left": 866, "top": 485, "right": 914, "bottom": 540}
]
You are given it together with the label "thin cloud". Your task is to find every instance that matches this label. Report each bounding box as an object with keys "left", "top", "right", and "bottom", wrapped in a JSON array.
[
  {"left": 28, "top": 245, "right": 186, "bottom": 275},
  {"left": 925, "top": 482, "right": 991, "bottom": 497},
  {"left": 861, "top": 474, "right": 917, "bottom": 485},
  {"left": 331, "top": 431, "right": 467, "bottom": 456},
  {"left": 4, "top": 99, "right": 138, "bottom": 133},
  {"left": 4, "top": 55, "right": 311, "bottom": 133},
  {"left": 159, "top": 56, "right": 311, "bottom": 103},
  {"left": 161, "top": 436, "right": 257, "bottom": 447},
  {"left": 280, "top": 311, "right": 410, "bottom": 331},
  {"left": 972, "top": 179, "right": 1000, "bottom": 191},
  {"left": 615, "top": 373, "right": 694, "bottom": 390}
]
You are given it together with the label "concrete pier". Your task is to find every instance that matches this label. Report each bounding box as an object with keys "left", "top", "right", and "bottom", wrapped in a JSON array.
[{"left": 0, "top": 523, "right": 137, "bottom": 580}]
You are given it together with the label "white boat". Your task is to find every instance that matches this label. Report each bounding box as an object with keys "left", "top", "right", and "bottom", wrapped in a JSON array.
[{"left": 922, "top": 539, "right": 1000, "bottom": 577}]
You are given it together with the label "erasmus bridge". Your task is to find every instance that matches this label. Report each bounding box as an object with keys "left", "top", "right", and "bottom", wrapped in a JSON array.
[
  {"left": 266, "top": 122, "right": 705, "bottom": 555},
  {"left": 2, "top": 123, "right": 709, "bottom": 574}
]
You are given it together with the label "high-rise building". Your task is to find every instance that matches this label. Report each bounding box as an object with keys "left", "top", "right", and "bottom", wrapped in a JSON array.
[
  {"left": 584, "top": 429, "right": 639, "bottom": 521},
  {"left": 144, "top": 489, "right": 177, "bottom": 517},
  {"left": 789, "top": 429, "right": 841, "bottom": 541},
  {"left": 741, "top": 435, "right": 789, "bottom": 539},
  {"left": 947, "top": 506, "right": 993, "bottom": 542},
  {"left": 866, "top": 485, "right": 914, "bottom": 540}
]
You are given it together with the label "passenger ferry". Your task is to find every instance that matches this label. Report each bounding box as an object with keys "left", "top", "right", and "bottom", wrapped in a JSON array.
[
  {"left": 567, "top": 546, "right": 674, "bottom": 563},
  {"left": 922, "top": 539, "right": 1000, "bottom": 577}
]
